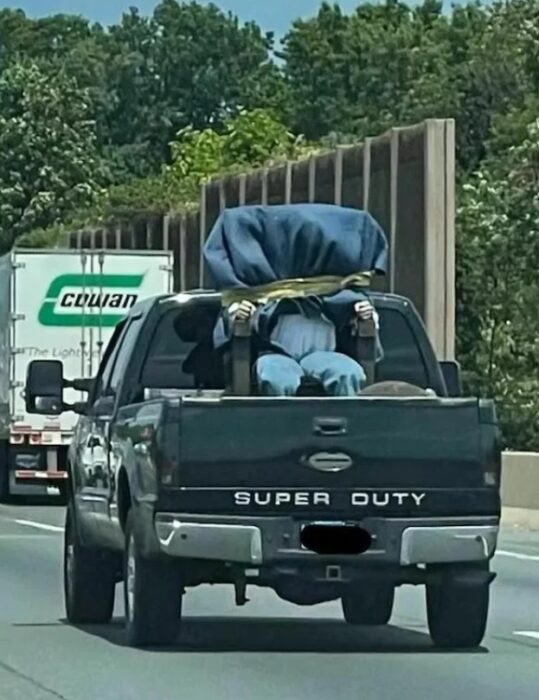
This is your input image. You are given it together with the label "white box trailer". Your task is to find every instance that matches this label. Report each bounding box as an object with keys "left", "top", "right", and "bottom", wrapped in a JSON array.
[{"left": 0, "top": 248, "right": 173, "bottom": 499}]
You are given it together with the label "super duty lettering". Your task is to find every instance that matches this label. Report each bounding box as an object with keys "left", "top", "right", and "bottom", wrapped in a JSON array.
[{"left": 233, "top": 491, "right": 427, "bottom": 507}]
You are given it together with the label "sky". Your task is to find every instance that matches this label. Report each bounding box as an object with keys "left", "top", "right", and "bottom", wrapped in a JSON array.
[{"left": 0, "top": 1, "right": 458, "bottom": 34}]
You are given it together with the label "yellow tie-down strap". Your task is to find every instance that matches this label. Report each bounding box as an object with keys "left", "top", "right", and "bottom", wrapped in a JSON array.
[{"left": 221, "top": 271, "right": 373, "bottom": 307}]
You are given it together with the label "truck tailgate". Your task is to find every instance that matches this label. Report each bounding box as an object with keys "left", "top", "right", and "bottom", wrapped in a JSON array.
[{"left": 159, "top": 396, "right": 498, "bottom": 518}]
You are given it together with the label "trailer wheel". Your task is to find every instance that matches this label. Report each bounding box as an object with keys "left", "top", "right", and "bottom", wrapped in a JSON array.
[
  {"left": 64, "top": 503, "right": 117, "bottom": 624},
  {"left": 426, "top": 566, "right": 490, "bottom": 648},
  {"left": 124, "top": 510, "right": 183, "bottom": 648},
  {"left": 342, "top": 583, "right": 395, "bottom": 625}
]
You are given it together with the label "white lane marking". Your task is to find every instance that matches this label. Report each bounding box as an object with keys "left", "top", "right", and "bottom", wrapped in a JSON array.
[
  {"left": 497, "top": 549, "right": 539, "bottom": 562},
  {"left": 0, "top": 534, "right": 56, "bottom": 539},
  {"left": 14, "top": 519, "right": 64, "bottom": 533},
  {"left": 514, "top": 631, "right": 539, "bottom": 641}
]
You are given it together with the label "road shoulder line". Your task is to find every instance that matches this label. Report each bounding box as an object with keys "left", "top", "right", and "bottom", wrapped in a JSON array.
[{"left": 14, "top": 520, "right": 64, "bottom": 534}]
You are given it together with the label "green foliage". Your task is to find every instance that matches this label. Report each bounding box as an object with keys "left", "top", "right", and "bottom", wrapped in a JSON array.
[
  {"left": 457, "top": 118, "right": 539, "bottom": 449},
  {"left": 281, "top": 0, "right": 539, "bottom": 171},
  {"left": 451, "top": 0, "right": 539, "bottom": 170},
  {"left": 93, "top": 1, "right": 285, "bottom": 178},
  {"left": 0, "top": 62, "right": 109, "bottom": 255},
  {"left": 165, "top": 109, "right": 314, "bottom": 200},
  {"left": 0, "top": 9, "right": 96, "bottom": 70},
  {"left": 282, "top": 1, "right": 455, "bottom": 141},
  {"left": 0, "top": 2, "right": 285, "bottom": 181},
  {"left": 16, "top": 109, "right": 313, "bottom": 243},
  {"left": 168, "top": 128, "right": 224, "bottom": 195}
]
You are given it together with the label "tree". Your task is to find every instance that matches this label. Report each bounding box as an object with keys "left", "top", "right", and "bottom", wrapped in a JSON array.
[
  {"left": 281, "top": 0, "right": 539, "bottom": 171},
  {"left": 0, "top": 62, "right": 109, "bottom": 254},
  {"left": 0, "top": 9, "right": 114, "bottom": 173},
  {"left": 0, "top": 9, "right": 96, "bottom": 70},
  {"left": 165, "top": 108, "right": 313, "bottom": 200},
  {"left": 279, "top": 3, "right": 352, "bottom": 139},
  {"left": 457, "top": 116, "right": 539, "bottom": 449},
  {"left": 0, "top": 3, "right": 286, "bottom": 183},
  {"left": 96, "top": 8, "right": 162, "bottom": 180},
  {"left": 282, "top": 1, "right": 455, "bottom": 141},
  {"left": 152, "top": 0, "right": 282, "bottom": 129},
  {"left": 14, "top": 108, "right": 314, "bottom": 244},
  {"left": 98, "top": 1, "right": 285, "bottom": 180},
  {"left": 450, "top": 0, "right": 539, "bottom": 171}
]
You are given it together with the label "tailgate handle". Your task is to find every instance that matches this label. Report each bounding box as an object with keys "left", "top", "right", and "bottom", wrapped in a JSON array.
[{"left": 313, "top": 417, "right": 347, "bottom": 436}]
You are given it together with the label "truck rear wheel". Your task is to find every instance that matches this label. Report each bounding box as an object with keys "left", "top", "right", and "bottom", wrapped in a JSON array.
[
  {"left": 64, "top": 503, "right": 117, "bottom": 624},
  {"left": 124, "top": 511, "right": 183, "bottom": 648},
  {"left": 426, "top": 567, "right": 490, "bottom": 648},
  {"left": 342, "top": 583, "right": 395, "bottom": 625}
]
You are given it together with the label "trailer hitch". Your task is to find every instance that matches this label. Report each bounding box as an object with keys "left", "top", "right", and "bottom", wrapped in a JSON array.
[{"left": 234, "top": 577, "right": 250, "bottom": 606}]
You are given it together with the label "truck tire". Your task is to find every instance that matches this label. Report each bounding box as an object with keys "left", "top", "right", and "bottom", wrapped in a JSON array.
[
  {"left": 426, "top": 567, "right": 490, "bottom": 648},
  {"left": 342, "top": 583, "right": 395, "bottom": 625},
  {"left": 0, "top": 442, "right": 9, "bottom": 502},
  {"left": 64, "top": 503, "right": 116, "bottom": 624},
  {"left": 124, "top": 510, "right": 182, "bottom": 648},
  {"left": 58, "top": 480, "right": 68, "bottom": 504}
]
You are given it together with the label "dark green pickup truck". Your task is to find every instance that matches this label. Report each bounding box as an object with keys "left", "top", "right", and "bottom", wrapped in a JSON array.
[{"left": 25, "top": 290, "right": 501, "bottom": 649}]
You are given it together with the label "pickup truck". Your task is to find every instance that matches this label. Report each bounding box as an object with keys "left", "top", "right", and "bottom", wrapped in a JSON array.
[{"left": 25, "top": 289, "right": 501, "bottom": 649}]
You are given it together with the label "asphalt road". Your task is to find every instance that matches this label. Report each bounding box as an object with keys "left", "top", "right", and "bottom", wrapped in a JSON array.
[{"left": 0, "top": 504, "right": 538, "bottom": 700}]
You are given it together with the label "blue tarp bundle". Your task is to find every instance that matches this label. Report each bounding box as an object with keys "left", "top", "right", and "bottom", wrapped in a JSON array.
[
  {"left": 203, "top": 204, "right": 388, "bottom": 290},
  {"left": 203, "top": 204, "right": 389, "bottom": 350}
]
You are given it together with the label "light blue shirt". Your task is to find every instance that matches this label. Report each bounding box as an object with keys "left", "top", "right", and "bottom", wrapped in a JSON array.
[{"left": 270, "top": 313, "right": 336, "bottom": 361}]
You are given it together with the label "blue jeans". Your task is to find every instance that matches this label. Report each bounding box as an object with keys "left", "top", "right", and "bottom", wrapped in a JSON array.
[{"left": 256, "top": 351, "right": 366, "bottom": 397}]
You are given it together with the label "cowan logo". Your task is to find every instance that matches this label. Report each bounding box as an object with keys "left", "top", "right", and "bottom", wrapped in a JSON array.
[{"left": 38, "top": 273, "right": 144, "bottom": 327}]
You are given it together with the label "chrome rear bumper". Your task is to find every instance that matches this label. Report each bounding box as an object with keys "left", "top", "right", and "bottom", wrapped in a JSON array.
[
  {"left": 400, "top": 525, "right": 498, "bottom": 565},
  {"left": 156, "top": 518, "right": 263, "bottom": 564},
  {"left": 155, "top": 514, "right": 499, "bottom": 567}
]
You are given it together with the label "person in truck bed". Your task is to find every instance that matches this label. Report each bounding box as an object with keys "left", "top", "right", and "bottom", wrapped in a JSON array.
[{"left": 227, "top": 295, "right": 382, "bottom": 396}]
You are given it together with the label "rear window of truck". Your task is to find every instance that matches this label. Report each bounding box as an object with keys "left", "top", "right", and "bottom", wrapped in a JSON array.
[{"left": 140, "top": 305, "right": 430, "bottom": 391}]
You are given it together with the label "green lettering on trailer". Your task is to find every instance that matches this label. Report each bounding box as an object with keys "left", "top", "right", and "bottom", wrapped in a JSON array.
[{"left": 38, "top": 274, "right": 144, "bottom": 327}]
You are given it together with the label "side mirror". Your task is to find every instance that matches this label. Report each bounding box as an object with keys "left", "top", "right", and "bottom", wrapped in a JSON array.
[
  {"left": 25, "top": 360, "right": 64, "bottom": 415},
  {"left": 440, "top": 360, "right": 462, "bottom": 397}
]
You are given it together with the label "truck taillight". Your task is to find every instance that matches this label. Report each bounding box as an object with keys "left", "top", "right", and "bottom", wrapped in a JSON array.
[
  {"left": 479, "top": 401, "right": 502, "bottom": 487},
  {"left": 483, "top": 435, "right": 502, "bottom": 487},
  {"left": 484, "top": 470, "right": 497, "bottom": 486}
]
